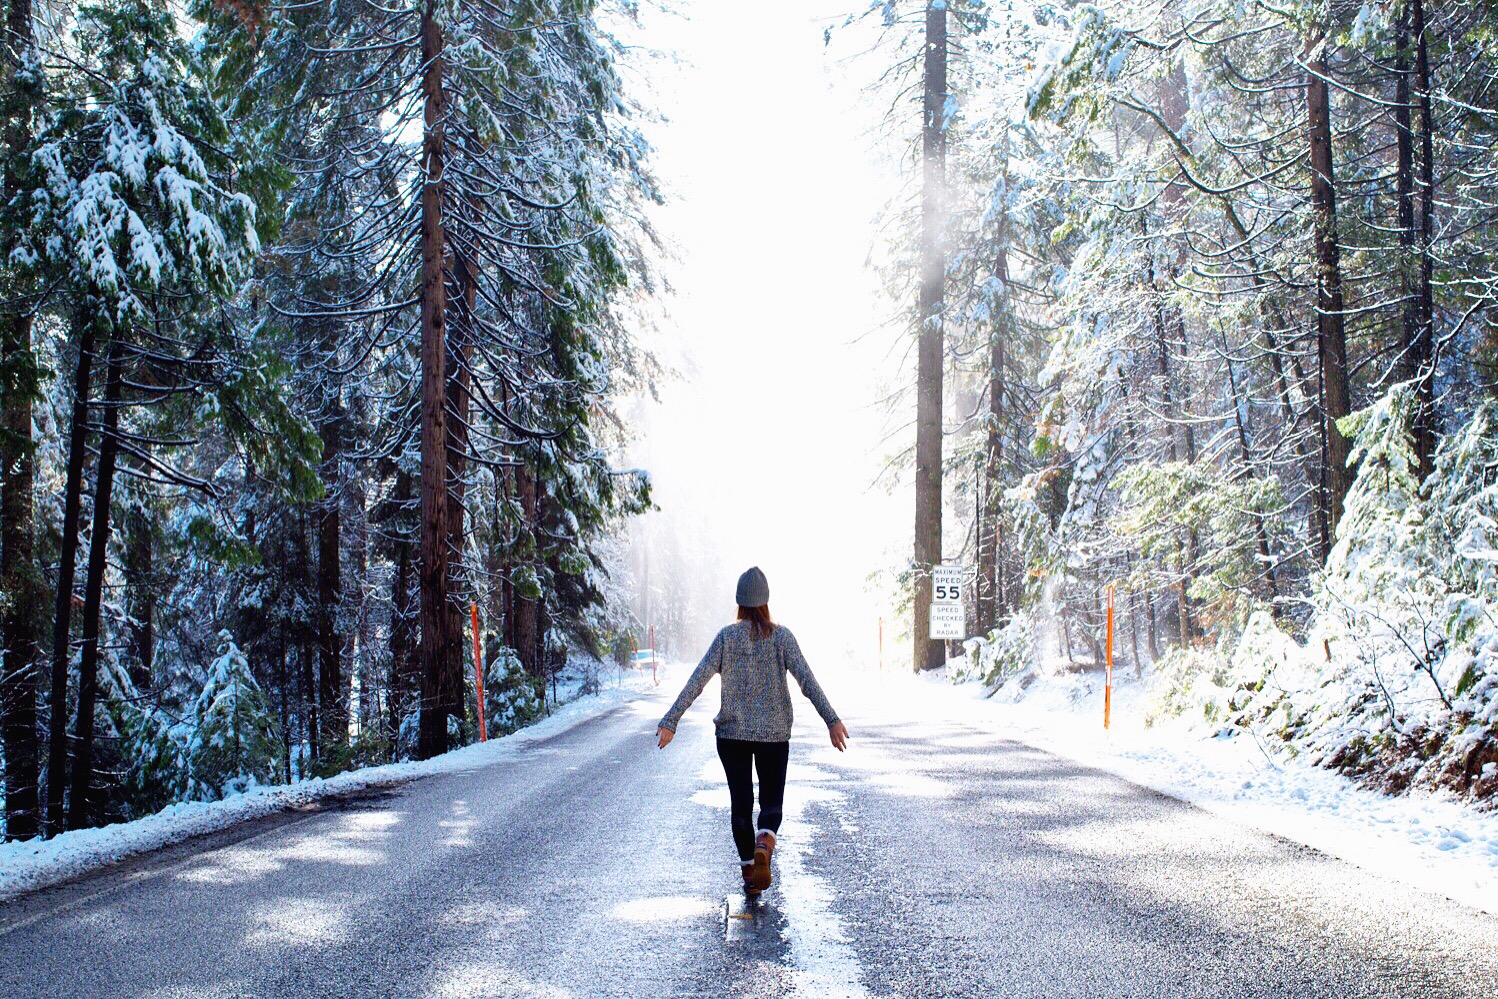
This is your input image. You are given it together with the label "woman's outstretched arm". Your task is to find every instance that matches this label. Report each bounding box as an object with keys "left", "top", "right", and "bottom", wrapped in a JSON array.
[
  {"left": 656, "top": 630, "right": 725, "bottom": 748},
  {"left": 779, "top": 628, "right": 848, "bottom": 750}
]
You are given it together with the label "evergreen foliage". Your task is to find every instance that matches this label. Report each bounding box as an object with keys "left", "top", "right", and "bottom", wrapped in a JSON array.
[
  {"left": 482, "top": 643, "right": 544, "bottom": 736},
  {"left": 0, "top": 0, "right": 659, "bottom": 838},
  {"left": 186, "top": 633, "right": 279, "bottom": 800},
  {"left": 860, "top": 0, "right": 1498, "bottom": 797}
]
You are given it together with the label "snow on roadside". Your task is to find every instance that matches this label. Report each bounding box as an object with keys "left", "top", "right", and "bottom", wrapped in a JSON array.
[
  {"left": 857, "top": 663, "right": 1498, "bottom": 915},
  {"left": 0, "top": 667, "right": 670, "bottom": 904}
]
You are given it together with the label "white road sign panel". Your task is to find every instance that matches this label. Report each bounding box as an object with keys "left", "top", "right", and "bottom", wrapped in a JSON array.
[
  {"left": 932, "top": 564, "right": 965, "bottom": 604},
  {"left": 929, "top": 602, "right": 965, "bottom": 640}
]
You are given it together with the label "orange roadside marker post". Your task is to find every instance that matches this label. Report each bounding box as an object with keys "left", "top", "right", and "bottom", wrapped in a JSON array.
[
  {"left": 649, "top": 625, "right": 658, "bottom": 685},
  {"left": 471, "top": 602, "right": 487, "bottom": 742},
  {"left": 1104, "top": 585, "right": 1114, "bottom": 730}
]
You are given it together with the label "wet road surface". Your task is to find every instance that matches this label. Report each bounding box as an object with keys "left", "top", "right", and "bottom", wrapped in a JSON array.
[{"left": 2, "top": 681, "right": 1495, "bottom": 997}]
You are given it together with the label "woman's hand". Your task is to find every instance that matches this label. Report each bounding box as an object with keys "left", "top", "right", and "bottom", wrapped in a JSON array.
[
  {"left": 656, "top": 726, "right": 674, "bottom": 749},
  {"left": 829, "top": 721, "right": 849, "bottom": 752}
]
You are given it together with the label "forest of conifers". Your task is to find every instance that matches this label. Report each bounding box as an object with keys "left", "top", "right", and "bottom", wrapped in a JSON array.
[
  {"left": 896, "top": 0, "right": 1497, "bottom": 799},
  {"left": 0, "top": 0, "right": 658, "bottom": 841},
  {"left": 4, "top": 0, "right": 1498, "bottom": 845}
]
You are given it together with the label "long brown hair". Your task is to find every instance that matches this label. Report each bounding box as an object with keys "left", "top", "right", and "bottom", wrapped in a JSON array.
[{"left": 736, "top": 604, "right": 776, "bottom": 641}]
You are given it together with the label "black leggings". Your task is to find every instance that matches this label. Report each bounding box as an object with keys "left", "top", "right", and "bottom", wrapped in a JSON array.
[{"left": 716, "top": 738, "right": 790, "bottom": 862}]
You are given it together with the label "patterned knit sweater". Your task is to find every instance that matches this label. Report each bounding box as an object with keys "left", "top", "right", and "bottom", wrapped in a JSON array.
[{"left": 658, "top": 622, "right": 840, "bottom": 742}]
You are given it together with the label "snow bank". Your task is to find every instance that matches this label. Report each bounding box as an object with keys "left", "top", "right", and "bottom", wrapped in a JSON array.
[
  {"left": 875, "top": 663, "right": 1498, "bottom": 915},
  {"left": 0, "top": 668, "right": 668, "bottom": 904}
]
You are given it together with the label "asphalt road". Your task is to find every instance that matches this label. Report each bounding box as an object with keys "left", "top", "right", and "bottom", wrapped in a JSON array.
[{"left": 2, "top": 680, "right": 1495, "bottom": 998}]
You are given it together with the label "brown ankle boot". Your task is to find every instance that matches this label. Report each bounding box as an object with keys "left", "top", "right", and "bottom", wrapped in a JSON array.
[
  {"left": 751, "top": 831, "right": 775, "bottom": 891},
  {"left": 741, "top": 861, "right": 759, "bottom": 895}
]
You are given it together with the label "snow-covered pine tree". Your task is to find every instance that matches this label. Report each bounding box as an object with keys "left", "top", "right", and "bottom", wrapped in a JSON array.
[
  {"left": 96, "top": 640, "right": 186, "bottom": 819},
  {"left": 21, "top": 0, "right": 266, "bottom": 828},
  {"left": 481, "top": 641, "right": 542, "bottom": 736},
  {"left": 941, "top": 1, "right": 1076, "bottom": 641},
  {"left": 186, "top": 632, "right": 279, "bottom": 799},
  {"left": 917, "top": 0, "right": 1498, "bottom": 796},
  {"left": 195, "top": 0, "right": 659, "bottom": 762}
]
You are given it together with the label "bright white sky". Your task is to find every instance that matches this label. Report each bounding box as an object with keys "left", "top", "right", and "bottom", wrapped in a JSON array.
[{"left": 622, "top": 0, "right": 914, "bottom": 669}]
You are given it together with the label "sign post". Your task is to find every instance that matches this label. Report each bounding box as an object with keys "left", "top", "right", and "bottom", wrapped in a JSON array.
[
  {"left": 649, "top": 625, "right": 658, "bottom": 685},
  {"left": 471, "top": 602, "right": 487, "bottom": 742},
  {"left": 929, "top": 564, "right": 966, "bottom": 642},
  {"left": 1104, "top": 586, "right": 1114, "bottom": 730}
]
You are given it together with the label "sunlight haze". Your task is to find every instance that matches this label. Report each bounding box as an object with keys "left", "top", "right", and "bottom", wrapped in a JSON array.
[{"left": 626, "top": 0, "right": 908, "bottom": 669}]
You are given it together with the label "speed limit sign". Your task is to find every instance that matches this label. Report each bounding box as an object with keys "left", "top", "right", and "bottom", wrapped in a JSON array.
[
  {"left": 929, "top": 564, "right": 966, "bottom": 639},
  {"left": 931, "top": 564, "right": 964, "bottom": 604}
]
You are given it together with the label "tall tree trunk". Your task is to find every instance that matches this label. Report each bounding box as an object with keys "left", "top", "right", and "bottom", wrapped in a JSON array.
[
  {"left": 1141, "top": 213, "right": 1182, "bottom": 459},
  {"left": 0, "top": 321, "right": 40, "bottom": 837},
  {"left": 977, "top": 314, "right": 1006, "bottom": 634},
  {"left": 538, "top": 543, "right": 554, "bottom": 708},
  {"left": 978, "top": 186, "right": 1010, "bottom": 636},
  {"left": 1172, "top": 313, "right": 1198, "bottom": 465},
  {"left": 416, "top": 2, "right": 451, "bottom": 759},
  {"left": 443, "top": 255, "right": 477, "bottom": 733},
  {"left": 1, "top": 0, "right": 40, "bottom": 841},
  {"left": 484, "top": 468, "right": 504, "bottom": 643},
  {"left": 277, "top": 621, "right": 290, "bottom": 784},
  {"left": 536, "top": 483, "right": 555, "bottom": 706},
  {"left": 1409, "top": 0, "right": 1437, "bottom": 482},
  {"left": 975, "top": 468, "right": 995, "bottom": 635},
  {"left": 67, "top": 333, "right": 124, "bottom": 831},
  {"left": 515, "top": 460, "right": 540, "bottom": 678},
  {"left": 1146, "top": 597, "right": 1159, "bottom": 661},
  {"left": 296, "top": 508, "right": 317, "bottom": 765},
  {"left": 912, "top": 0, "right": 948, "bottom": 671},
  {"left": 1128, "top": 588, "right": 1142, "bottom": 676},
  {"left": 1144, "top": 218, "right": 1198, "bottom": 645},
  {"left": 1394, "top": 6, "right": 1418, "bottom": 390},
  {"left": 1178, "top": 526, "right": 1198, "bottom": 645},
  {"left": 1145, "top": 230, "right": 1181, "bottom": 465},
  {"left": 1176, "top": 579, "right": 1191, "bottom": 648},
  {"left": 388, "top": 470, "right": 416, "bottom": 736},
  {"left": 1154, "top": 313, "right": 1178, "bottom": 467},
  {"left": 1306, "top": 44, "right": 1352, "bottom": 558},
  {"left": 45, "top": 318, "right": 94, "bottom": 834},
  {"left": 388, "top": 542, "right": 413, "bottom": 734},
  {"left": 121, "top": 474, "right": 155, "bottom": 689},
  {"left": 316, "top": 415, "right": 345, "bottom": 756},
  {"left": 495, "top": 384, "right": 515, "bottom": 654},
  {"left": 298, "top": 625, "right": 316, "bottom": 774},
  {"left": 349, "top": 474, "right": 373, "bottom": 736},
  {"left": 1224, "top": 348, "right": 1280, "bottom": 606},
  {"left": 500, "top": 475, "right": 516, "bottom": 655},
  {"left": 1175, "top": 310, "right": 1201, "bottom": 645}
]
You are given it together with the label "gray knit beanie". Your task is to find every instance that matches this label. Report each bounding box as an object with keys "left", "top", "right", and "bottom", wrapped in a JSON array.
[{"left": 735, "top": 566, "right": 770, "bottom": 608}]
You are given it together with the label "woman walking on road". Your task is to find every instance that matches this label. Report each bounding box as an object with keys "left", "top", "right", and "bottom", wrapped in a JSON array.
[{"left": 656, "top": 566, "right": 849, "bottom": 896}]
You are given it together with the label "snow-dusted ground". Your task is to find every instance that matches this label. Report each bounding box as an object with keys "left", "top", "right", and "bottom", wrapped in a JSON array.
[
  {"left": 0, "top": 665, "right": 668, "bottom": 904},
  {"left": 858, "top": 661, "right": 1498, "bottom": 915}
]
